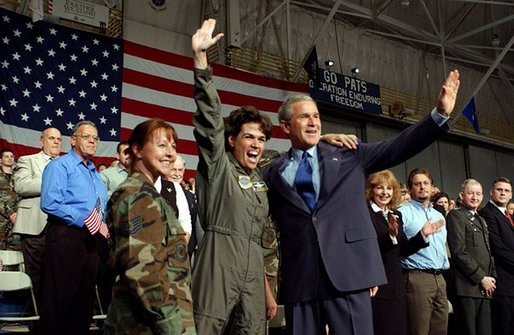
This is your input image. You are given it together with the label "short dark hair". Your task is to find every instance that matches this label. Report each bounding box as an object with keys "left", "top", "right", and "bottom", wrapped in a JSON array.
[
  {"left": 431, "top": 191, "right": 450, "bottom": 204},
  {"left": 223, "top": 106, "right": 273, "bottom": 151},
  {"left": 278, "top": 95, "right": 316, "bottom": 123},
  {"left": 407, "top": 168, "right": 433, "bottom": 189},
  {"left": 492, "top": 177, "right": 512, "bottom": 188},
  {"left": 116, "top": 141, "right": 129, "bottom": 154},
  {"left": 0, "top": 149, "right": 14, "bottom": 158}
]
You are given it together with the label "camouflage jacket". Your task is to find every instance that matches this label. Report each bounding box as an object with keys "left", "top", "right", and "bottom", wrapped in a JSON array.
[
  {"left": 105, "top": 172, "right": 196, "bottom": 335},
  {"left": 0, "top": 169, "right": 18, "bottom": 249}
]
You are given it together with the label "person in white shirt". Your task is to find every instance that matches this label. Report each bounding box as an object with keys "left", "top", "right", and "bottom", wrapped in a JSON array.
[{"left": 159, "top": 155, "right": 198, "bottom": 256}]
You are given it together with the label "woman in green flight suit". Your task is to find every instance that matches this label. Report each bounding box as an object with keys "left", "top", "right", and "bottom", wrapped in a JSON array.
[{"left": 191, "top": 19, "right": 277, "bottom": 335}]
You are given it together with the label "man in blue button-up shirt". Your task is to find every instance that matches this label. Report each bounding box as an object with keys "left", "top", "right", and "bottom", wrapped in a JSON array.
[
  {"left": 40, "top": 120, "right": 108, "bottom": 335},
  {"left": 400, "top": 168, "right": 448, "bottom": 335}
]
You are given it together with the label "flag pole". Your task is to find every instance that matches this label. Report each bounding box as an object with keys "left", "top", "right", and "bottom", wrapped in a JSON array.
[{"left": 292, "top": 0, "right": 343, "bottom": 81}]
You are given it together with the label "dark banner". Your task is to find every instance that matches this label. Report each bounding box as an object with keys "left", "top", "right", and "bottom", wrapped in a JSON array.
[
  {"left": 308, "top": 69, "right": 382, "bottom": 114},
  {"left": 303, "top": 46, "right": 382, "bottom": 114}
]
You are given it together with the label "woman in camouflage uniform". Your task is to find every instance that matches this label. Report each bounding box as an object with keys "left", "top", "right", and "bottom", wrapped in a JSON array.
[
  {"left": 190, "top": 19, "right": 278, "bottom": 335},
  {"left": 105, "top": 120, "right": 195, "bottom": 334}
]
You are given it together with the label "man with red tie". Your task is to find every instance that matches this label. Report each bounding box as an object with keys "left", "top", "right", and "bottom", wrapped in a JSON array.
[{"left": 479, "top": 177, "right": 514, "bottom": 335}]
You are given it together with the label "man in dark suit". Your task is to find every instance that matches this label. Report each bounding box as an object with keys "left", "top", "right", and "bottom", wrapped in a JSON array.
[
  {"left": 479, "top": 177, "right": 514, "bottom": 335},
  {"left": 447, "top": 179, "right": 496, "bottom": 335},
  {"left": 264, "top": 70, "right": 460, "bottom": 335}
]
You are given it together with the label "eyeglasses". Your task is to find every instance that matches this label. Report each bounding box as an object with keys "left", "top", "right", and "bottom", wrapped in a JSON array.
[{"left": 74, "top": 133, "right": 100, "bottom": 142}]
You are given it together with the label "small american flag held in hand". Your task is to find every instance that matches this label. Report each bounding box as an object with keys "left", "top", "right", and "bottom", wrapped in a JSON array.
[{"left": 84, "top": 198, "right": 110, "bottom": 239}]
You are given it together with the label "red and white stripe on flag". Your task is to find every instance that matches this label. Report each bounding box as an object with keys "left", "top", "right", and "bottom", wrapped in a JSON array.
[
  {"left": 0, "top": 8, "right": 307, "bottom": 179},
  {"left": 84, "top": 208, "right": 102, "bottom": 235},
  {"left": 121, "top": 41, "right": 308, "bottom": 179},
  {"left": 99, "top": 222, "right": 110, "bottom": 239}
]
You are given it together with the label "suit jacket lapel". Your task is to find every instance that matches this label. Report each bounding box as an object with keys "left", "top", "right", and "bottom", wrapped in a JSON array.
[
  {"left": 464, "top": 210, "right": 485, "bottom": 232},
  {"left": 36, "top": 151, "right": 48, "bottom": 173},
  {"left": 489, "top": 203, "right": 514, "bottom": 231},
  {"left": 374, "top": 209, "right": 389, "bottom": 229},
  {"left": 475, "top": 215, "right": 487, "bottom": 231},
  {"left": 316, "top": 143, "right": 341, "bottom": 210},
  {"left": 273, "top": 152, "right": 309, "bottom": 213}
]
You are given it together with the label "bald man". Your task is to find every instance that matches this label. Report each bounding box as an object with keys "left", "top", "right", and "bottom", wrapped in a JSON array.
[{"left": 14, "top": 127, "right": 62, "bottom": 303}]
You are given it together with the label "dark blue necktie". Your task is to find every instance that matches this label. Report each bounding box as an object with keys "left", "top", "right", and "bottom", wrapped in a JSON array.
[{"left": 294, "top": 151, "right": 316, "bottom": 213}]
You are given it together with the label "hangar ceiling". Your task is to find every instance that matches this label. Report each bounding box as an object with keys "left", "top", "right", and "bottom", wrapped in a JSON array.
[
  {"left": 297, "top": 0, "right": 514, "bottom": 79},
  {"left": 212, "top": 0, "right": 514, "bottom": 105}
]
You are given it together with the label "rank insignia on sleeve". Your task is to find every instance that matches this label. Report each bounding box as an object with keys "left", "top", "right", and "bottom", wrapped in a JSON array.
[
  {"left": 129, "top": 216, "right": 143, "bottom": 235},
  {"left": 238, "top": 175, "right": 252, "bottom": 189}
]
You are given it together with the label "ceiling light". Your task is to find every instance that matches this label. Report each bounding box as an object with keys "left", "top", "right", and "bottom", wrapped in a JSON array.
[
  {"left": 401, "top": 0, "right": 410, "bottom": 6},
  {"left": 324, "top": 60, "right": 335, "bottom": 68},
  {"left": 351, "top": 67, "right": 359, "bottom": 76},
  {"left": 492, "top": 33, "right": 500, "bottom": 47}
]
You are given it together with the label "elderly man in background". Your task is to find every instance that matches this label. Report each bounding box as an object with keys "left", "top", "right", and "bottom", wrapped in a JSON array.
[
  {"left": 447, "top": 179, "right": 496, "bottom": 335},
  {"left": 40, "top": 121, "right": 108, "bottom": 335},
  {"left": 160, "top": 155, "right": 199, "bottom": 256},
  {"left": 13, "top": 127, "right": 62, "bottom": 305}
]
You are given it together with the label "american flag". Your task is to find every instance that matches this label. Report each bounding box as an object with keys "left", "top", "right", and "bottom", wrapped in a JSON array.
[{"left": 0, "top": 7, "right": 307, "bottom": 177}]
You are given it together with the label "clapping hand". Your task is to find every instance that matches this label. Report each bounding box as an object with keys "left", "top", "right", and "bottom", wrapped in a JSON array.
[{"left": 421, "top": 218, "right": 444, "bottom": 237}]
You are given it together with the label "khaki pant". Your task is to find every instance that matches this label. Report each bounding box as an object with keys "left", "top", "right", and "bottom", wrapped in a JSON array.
[{"left": 405, "top": 270, "right": 448, "bottom": 335}]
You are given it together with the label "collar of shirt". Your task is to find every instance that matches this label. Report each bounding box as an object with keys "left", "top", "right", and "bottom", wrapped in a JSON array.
[
  {"left": 282, "top": 146, "right": 320, "bottom": 198},
  {"left": 173, "top": 181, "right": 193, "bottom": 234},
  {"left": 459, "top": 203, "right": 477, "bottom": 216},
  {"left": 370, "top": 201, "right": 390, "bottom": 215},
  {"left": 409, "top": 199, "right": 434, "bottom": 211},
  {"left": 69, "top": 149, "right": 95, "bottom": 171},
  {"left": 292, "top": 146, "right": 317, "bottom": 163},
  {"left": 154, "top": 175, "right": 162, "bottom": 193},
  {"left": 116, "top": 163, "right": 128, "bottom": 173},
  {"left": 489, "top": 200, "right": 507, "bottom": 213},
  {"left": 42, "top": 152, "right": 54, "bottom": 162}
]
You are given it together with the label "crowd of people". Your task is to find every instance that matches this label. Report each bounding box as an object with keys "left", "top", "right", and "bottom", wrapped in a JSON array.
[{"left": 0, "top": 18, "right": 513, "bottom": 335}]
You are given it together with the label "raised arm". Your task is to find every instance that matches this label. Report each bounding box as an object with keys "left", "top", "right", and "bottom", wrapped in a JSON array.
[
  {"left": 436, "top": 70, "right": 460, "bottom": 117},
  {"left": 192, "top": 19, "right": 224, "bottom": 70}
]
